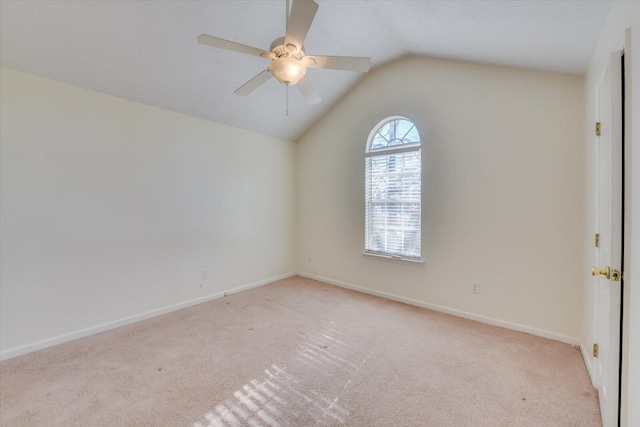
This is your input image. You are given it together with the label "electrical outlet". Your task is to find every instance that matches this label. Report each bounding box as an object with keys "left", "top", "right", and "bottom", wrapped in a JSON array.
[
  {"left": 471, "top": 281, "right": 480, "bottom": 294},
  {"left": 203, "top": 270, "right": 209, "bottom": 280}
]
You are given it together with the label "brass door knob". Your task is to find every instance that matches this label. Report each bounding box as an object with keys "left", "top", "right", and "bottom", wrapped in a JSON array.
[{"left": 592, "top": 267, "right": 611, "bottom": 279}]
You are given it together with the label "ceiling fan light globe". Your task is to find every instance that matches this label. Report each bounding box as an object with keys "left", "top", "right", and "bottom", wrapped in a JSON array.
[{"left": 269, "top": 57, "right": 306, "bottom": 86}]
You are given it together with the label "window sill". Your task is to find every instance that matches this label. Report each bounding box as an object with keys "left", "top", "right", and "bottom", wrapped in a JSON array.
[{"left": 362, "top": 252, "right": 425, "bottom": 265}]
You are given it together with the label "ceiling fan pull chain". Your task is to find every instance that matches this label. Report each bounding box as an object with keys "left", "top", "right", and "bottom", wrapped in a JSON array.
[{"left": 286, "top": 84, "right": 289, "bottom": 116}]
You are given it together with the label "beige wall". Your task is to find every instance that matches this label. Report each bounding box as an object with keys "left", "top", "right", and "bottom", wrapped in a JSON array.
[
  {"left": 0, "top": 67, "right": 296, "bottom": 357},
  {"left": 297, "top": 56, "right": 585, "bottom": 342}
]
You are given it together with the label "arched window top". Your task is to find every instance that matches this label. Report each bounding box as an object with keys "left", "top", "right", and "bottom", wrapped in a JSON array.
[{"left": 367, "top": 116, "right": 420, "bottom": 153}]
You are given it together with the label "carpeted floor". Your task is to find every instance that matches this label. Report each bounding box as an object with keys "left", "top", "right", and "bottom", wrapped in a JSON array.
[{"left": 0, "top": 276, "right": 601, "bottom": 426}]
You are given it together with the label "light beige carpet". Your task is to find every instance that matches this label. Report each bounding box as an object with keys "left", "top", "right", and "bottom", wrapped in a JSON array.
[{"left": 1, "top": 276, "right": 600, "bottom": 426}]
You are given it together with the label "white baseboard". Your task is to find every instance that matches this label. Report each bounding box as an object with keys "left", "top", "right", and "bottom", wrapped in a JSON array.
[
  {"left": 297, "top": 271, "right": 581, "bottom": 346},
  {"left": 0, "top": 272, "right": 295, "bottom": 361}
]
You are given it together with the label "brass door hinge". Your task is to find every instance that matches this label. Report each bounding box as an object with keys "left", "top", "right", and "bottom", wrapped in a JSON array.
[
  {"left": 595, "top": 233, "right": 600, "bottom": 248},
  {"left": 593, "top": 343, "right": 599, "bottom": 358},
  {"left": 596, "top": 122, "right": 601, "bottom": 136}
]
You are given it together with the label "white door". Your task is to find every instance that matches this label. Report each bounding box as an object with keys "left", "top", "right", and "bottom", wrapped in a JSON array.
[{"left": 594, "top": 51, "right": 623, "bottom": 427}]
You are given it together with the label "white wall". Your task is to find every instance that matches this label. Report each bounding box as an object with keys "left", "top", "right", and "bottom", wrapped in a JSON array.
[
  {"left": 582, "top": 2, "right": 640, "bottom": 425},
  {"left": 296, "top": 56, "right": 585, "bottom": 342},
  {"left": 0, "top": 67, "right": 296, "bottom": 358}
]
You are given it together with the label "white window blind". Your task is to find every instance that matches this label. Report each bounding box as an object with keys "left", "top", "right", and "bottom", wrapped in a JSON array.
[{"left": 365, "top": 117, "right": 421, "bottom": 260}]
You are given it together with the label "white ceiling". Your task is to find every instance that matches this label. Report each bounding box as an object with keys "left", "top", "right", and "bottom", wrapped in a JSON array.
[{"left": 0, "top": 0, "right": 612, "bottom": 141}]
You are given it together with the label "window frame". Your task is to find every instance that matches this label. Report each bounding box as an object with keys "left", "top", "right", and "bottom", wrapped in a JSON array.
[{"left": 364, "top": 116, "right": 422, "bottom": 263}]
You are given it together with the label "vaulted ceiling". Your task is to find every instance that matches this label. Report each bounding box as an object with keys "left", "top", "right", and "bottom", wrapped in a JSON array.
[{"left": 0, "top": 0, "right": 612, "bottom": 141}]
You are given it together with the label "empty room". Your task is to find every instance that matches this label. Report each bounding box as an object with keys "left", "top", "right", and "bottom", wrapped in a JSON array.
[{"left": 1, "top": 1, "right": 639, "bottom": 426}]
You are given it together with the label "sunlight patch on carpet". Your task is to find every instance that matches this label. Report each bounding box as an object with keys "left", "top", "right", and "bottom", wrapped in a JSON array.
[{"left": 193, "top": 323, "right": 377, "bottom": 426}]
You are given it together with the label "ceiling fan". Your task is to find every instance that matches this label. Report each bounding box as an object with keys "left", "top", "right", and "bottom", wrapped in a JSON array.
[{"left": 197, "top": 0, "right": 371, "bottom": 105}]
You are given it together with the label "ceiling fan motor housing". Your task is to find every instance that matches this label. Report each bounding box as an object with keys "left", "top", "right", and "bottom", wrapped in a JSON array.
[{"left": 270, "top": 37, "right": 304, "bottom": 58}]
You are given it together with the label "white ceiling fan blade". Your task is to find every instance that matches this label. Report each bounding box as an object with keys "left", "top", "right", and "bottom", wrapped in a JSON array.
[
  {"left": 197, "top": 34, "right": 274, "bottom": 59},
  {"left": 303, "top": 55, "right": 371, "bottom": 72},
  {"left": 297, "top": 76, "right": 321, "bottom": 105},
  {"left": 234, "top": 68, "right": 273, "bottom": 96},
  {"left": 284, "top": 0, "right": 319, "bottom": 52}
]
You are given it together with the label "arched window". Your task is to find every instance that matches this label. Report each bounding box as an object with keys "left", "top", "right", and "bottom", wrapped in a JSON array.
[{"left": 365, "top": 117, "right": 421, "bottom": 260}]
